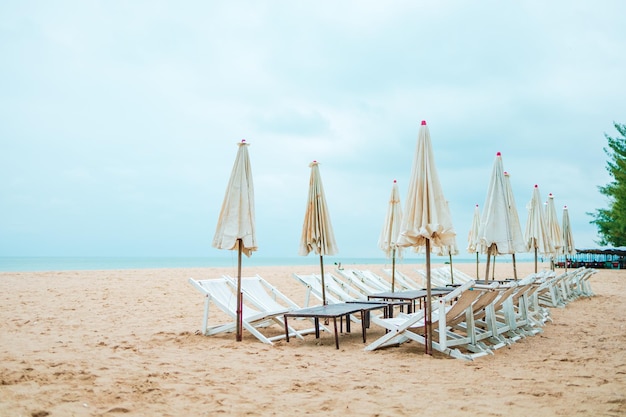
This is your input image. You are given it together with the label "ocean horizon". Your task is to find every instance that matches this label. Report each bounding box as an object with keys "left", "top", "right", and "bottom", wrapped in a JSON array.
[{"left": 0, "top": 255, "right": 535, "bottom": 273}]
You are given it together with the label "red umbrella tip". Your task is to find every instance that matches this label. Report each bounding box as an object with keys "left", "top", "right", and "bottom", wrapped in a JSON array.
[
  {"left": 241, "top": 139, "right": 246, "bottom": 142},
  {"left": 549, "top": 193, "right": 553, "bottom": 197},
  {"left": 534, "top": 184, "right": 538, "bottom": 188},
  {"left": 421, "top": 120, "right": 427, "bottom": 125},
  {"left": 496, "top": 151, "right": 501, "bottom": 156},
  {"left": 393, "top": 179, "right": 397, "bottom": 183},
  {"left": 564, "top": 205, "right": 568, "bottom": 209},
  {"left": 475, "top": 204, "right": 479, "bottom": 207}
]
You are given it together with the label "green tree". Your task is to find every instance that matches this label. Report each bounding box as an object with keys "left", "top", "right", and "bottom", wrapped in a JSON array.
[{"left": 590, "top": 122, "right": 626, "bottom": 246}]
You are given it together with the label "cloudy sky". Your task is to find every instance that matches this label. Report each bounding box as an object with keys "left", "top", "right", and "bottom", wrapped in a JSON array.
[{"left": 1, "top": 1, "right": 625, "bottom": 261}]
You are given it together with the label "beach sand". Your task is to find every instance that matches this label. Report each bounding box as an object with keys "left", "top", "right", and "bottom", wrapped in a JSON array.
[{"left": 1, "top": 261, "right": 625, "bottom": 416}]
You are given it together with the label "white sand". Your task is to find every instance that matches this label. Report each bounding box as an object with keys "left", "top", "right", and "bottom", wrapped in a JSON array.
[{"left": 1, "top": 261, "right": 625, "bottom": 416}]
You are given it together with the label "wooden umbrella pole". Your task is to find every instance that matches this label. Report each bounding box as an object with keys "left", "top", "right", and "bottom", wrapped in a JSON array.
[
  {"left": 512, "top": 253, "right": 518, "bottom": 280},
  {"left": 485, "top": 245, "right": 492, "bottom": 281},
  {"left": 236, "top": 239, "right": 243, "bottom": 342},
  {"left": 449, "top": 252, "right": 454, "bottom": 285},
  {"left": 534, "top": 247, "right": 538, "bottom": 273},
  {"left": 476, "top": 252, "right": 479, "bottom": 279},
  {"left": 425, "top": 239, "right": 433, "bottom": 355},
  {"left": 320, "top": 255, "right": 326, "bottom": 306},
  {"left": 391, "top": 247, "right": 396, "bottom": 293}
]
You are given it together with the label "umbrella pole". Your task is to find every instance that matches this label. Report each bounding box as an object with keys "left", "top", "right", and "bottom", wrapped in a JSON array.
[
  {"left": 425, "top": 239, "right": 433, "bottom": 355},
  {"left": 493, "top": 254, "right": 496, "bottom": 280},
  {"left": 391, "top": 248, "right": 396, "bottom": 293},
  {"left": 236, "top": 239, "right": 243, "bottom": 342},
  {"left": 319, "top": 255, "right": 327, "bottom": 306},
  {"left": 565, "top": 255, "right": 568, "bottom": 273},
  {"left": 512, "top": 253, "right": 518, "bottom": 280},
  {"left": 534, "top": 247, "right": 538, "bottom": 273},
  {"left": 475, "top": 252, "right": 479, "bottom": 279},
  {"left": 449, "top": 252, "right": 453, "bottom": 285},
  {"left": 485, "top": 247, "right": 492, "bottom": 281}
]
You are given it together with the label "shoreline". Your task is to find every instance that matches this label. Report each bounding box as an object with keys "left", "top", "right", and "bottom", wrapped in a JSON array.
[{"left": 0, "top": 255, "right": 545, "bottom": 273}]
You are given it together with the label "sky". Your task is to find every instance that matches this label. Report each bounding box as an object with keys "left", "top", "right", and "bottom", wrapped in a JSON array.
[{"left": 1, "top": 1, "right": 625, "bottom": 260}]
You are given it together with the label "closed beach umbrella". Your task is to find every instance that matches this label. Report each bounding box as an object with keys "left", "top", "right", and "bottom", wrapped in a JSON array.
[
  {"left": 545, "top": 193, "right": 564, "bottom": 270},
  {"left": 467, "top": 204, "right": 482, "bottom": 279},
  {"left": 524, "top": 185, "right": 554, "bottom": 273},
  {"left": 561, "top": 205, "right": 576, "bottom": 272},
  {"left": 299, "top": 161, "right": 338, "bottom": 305},
  {"left": 378, "top": 179, "right": 403, "bottom": 292},
  {"left": 212, "top": 139, "right": 257, "bottom": 341},
  {"left": 503, "top": 171, "right": 525, "bottom": 279},
  {"left": 478, "top": 153, "right": 525, "bottom": 281},
  {"left": 397, "top": 120, "right": 456, "bottom": 355}
]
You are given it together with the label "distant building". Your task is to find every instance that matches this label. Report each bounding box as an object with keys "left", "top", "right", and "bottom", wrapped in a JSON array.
[{"left": 558, "top": 248, "right": 626, "bottom": 269}]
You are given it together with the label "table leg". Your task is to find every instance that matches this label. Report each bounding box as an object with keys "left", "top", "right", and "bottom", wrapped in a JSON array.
[
  {"left": 314, "top": 317, "right": 320, "bottom": 338},
  {"left": 361, "top": 310, "right": 368, "bottom": 343},
  {"left": 284, "top": 316, "right": 290, "bottom": 342},
  {"left": 346, "top": 315, "right": 351, "bottom": 333},
  {"left": 333, "top": 317, "right": 339, "bottom": 349}
]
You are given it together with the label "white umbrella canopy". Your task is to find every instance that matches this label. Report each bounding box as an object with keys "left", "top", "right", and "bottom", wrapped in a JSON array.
[
  {"left": 467, "top": 204, "right": 482, "bottom": 279},
  {"left": 478, "top": 152, "right": 525, "bottom": 280},
  {"left": 524, "top": 184, "right": 554, "bottom": 273},
  {"left": 378, "top": 179, "right": 403, "bottom": 292},
  {"left": 397, "top": 120, "right": 456, "bottom": 355},
  {"left": 212, "top": 139, "right": 257, "bottom": 341},
  {"left": 503, "top": 171, "right": 525, "bottom": 279},
  {"left": 545, "top": 193, "right": 564, "bottom": 270},
  {"left": 561, "top": 205, "right": 576, "bottom": 272},
  {"left": 299, "top": 161, "right": 338, "bottom": 305}
]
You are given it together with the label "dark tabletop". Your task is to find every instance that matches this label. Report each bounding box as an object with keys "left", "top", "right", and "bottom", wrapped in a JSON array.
[{"left": 284, "top": 302, "right": 391, "bottom": 318}]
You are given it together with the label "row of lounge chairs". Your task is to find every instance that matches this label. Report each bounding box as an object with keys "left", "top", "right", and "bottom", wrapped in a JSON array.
[{"left": 188, "top": 266, "right": 596, "bottom": 359}]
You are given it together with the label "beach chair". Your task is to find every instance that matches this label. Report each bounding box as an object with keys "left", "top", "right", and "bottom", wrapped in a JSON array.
[
  {"left": 188, "top": 277, "right": 309, "bottom": 345},
  {"left": 365, "top": 280, "right": 495, "bottom": 360},
  {"left": 223, "top": 274, "right": 320, "bottom": 339},
  {"left": 416, "top": 269, "right": 450, "bottom": 288},
  {"left": 474, "top": 284, "right": 522, "bottom": 346},
  {"left": 293, "top": 273, "right": 348, "bottom": 306},
  {"left": 447, "top": 284, "right": 505, "bottom": 352},
  {"left": 336, "top": 269, "right": 389, "bottom": 295},
  {"left": 382, "top": 268, "right": 424, "bottom": 290},
  {"left": 433, "top": 266, "right": 475, "bottom": 285}
]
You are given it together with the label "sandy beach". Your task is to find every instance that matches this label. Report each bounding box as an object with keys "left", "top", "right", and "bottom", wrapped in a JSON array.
[{"left": 1, "top": 261, "right": 625, "bottom": 416}]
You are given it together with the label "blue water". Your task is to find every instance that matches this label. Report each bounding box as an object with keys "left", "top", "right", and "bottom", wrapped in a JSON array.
[{"left": 0, "top": 255, "right": 512, "bottom": 272}]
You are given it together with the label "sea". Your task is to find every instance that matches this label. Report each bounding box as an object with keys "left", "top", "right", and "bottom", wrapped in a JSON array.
[{"left": 0, "top": 255, "right": 529, "bottom": 272}]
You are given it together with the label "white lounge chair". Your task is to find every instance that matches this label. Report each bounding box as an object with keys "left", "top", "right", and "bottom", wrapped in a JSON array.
[
  {"left": 293, "top": 273, "right": 363, "bottom": 306},
  {"left": 336, "top": 269, "right": 389, "bottom": 295},
  {"left": 382, "top": 268, "right": 424, "bottom": 290},
  {"left": 189, "top": 277, "right": 309, "bottom": 345},
  {"left": 416, "top": 269, "right": 450, "bottom": 288},
  {"left": 365, "top": 280, "right": 495, "bottom": 360}
]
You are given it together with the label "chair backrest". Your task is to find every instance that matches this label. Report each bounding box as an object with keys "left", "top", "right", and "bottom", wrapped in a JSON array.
[
  {"left": 319, "top": 273, "right": 364, "bottom": 301},
  {"left": 416, "top": 269, "right": 449, "bottom": 287},
  {"left": 337, "top": 269, "right": 388, "bottom": 294},
  {"left": 383, "top": 269, "right": 424, "bottom": 289},
  {"left": 193, "top": 277, "right": 265, "bottom": 320},
  {"left": 226, "top": 275, "right": 298, "bottom": 313},
  {"left": 442, "top": 290, "right": 483, "bottom": 325},
  {"left": 293, "top": 273, "right": 343, "bottom": 305}
]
